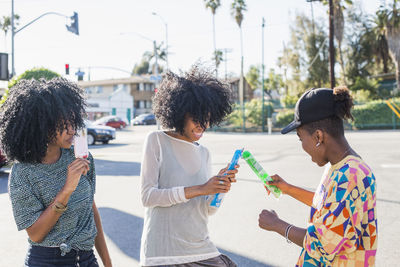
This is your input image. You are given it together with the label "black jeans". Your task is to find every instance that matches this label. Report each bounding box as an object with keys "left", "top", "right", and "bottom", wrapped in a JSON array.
[{"left": 25, "top": 245, "right": 99, "bottom": 267}]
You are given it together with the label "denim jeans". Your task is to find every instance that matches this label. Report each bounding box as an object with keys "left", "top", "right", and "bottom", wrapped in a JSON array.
[{"left": 24, "top": 245, "right": 99, "bottom": 267}]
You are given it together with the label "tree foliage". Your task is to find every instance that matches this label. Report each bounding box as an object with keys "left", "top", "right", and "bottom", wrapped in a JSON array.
[
  {"left": 213, "top": 49, "right": 224, "bottom": 71},
  {"left": 245, "top": 65, "right": 260, "bottom": 90},
  {"left": 0, "top": 14, "right": 20, "bottom": 36},
  {"left": 280, "top": 1, "right": 399, "bottom": 101},
  {"left": 278, "top": 14, "right": 329, "bottom": 98},
  {"left": 204, "top": 0, "right": 221, "bottom": 15},
  {"left": 230, "top": 0, "right": 246, "bottom": 27},
  {"left": 1, "top": 67, "right": 60, "bottom": 106},
  {"left": 376, "top": 0, "right": 400, "bottom": 93},
  {"left": 132, "top": 59, "right": 150, "bottom": 75},
  {"left": 133, "top": 44, "right": 167, "bottom": 75}
]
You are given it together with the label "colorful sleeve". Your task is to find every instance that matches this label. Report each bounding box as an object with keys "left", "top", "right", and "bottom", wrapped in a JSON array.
[{"left": 303, "top": 165, "right": 364, "bottom": 264}]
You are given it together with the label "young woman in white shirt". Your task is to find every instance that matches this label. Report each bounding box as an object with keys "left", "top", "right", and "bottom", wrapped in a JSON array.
[{"left": 140, "top": 66, "right": 239, "bottom": 267}]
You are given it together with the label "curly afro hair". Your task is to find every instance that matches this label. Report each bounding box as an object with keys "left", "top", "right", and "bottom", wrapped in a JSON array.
[
  {"left": 0, "top": 77, "right": 86, "bottom": 163},
  {"left": 153, "top": 66, "right": 233, "bottom": 133}
]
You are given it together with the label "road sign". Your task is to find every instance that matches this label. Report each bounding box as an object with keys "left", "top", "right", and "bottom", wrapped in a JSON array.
[{"left": 150, "top": 75, "right": 162, "bottom": 82}]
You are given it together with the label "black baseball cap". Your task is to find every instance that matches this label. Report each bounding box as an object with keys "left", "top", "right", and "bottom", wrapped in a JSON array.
[{"left": 281, "top": 88, "right": 335, "bottom": 134}]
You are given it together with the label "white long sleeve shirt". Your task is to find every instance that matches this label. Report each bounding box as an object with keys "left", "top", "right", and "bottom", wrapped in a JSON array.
[{"left": 140, "top": 131, "right": 220, "bottom": 266}]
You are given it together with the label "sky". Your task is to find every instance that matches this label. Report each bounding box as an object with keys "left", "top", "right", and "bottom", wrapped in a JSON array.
[{"left": 0, "top": 0, "right": 383, "bottom": 86}]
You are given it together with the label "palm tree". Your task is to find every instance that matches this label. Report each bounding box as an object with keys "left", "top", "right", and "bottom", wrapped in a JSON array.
[
  {"left": 143, "top": 42, "right": 167, "bottom": 74},
  {"left": 231, "top": 0, "right": 247, "bottom": 131},
  {"left": 0, "top": 15, "right": 20, "bottom": 50},
  {"left": 204, "top": 0, "right": 221, "bottom": 77},
  {"left": 377, "top": 0, "right": 400, "bottom": 94},
  {"left": 213, "top": 49, "right": 223, "bottom": 71}
]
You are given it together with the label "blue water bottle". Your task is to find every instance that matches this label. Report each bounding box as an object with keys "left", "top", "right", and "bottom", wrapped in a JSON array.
[{"left": 210, "top": 148, "right": 243, "bottom": 207}]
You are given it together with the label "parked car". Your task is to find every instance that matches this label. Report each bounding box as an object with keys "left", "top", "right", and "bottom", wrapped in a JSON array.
[
  {"left": 86, "top": 121, "right": 116, "bottom": 145},
  {"left": 133, "top": 113, "right": 157, "bottom": 125},
  {"left": 93, "top": 115, "right": 127, "bottom": 129}
]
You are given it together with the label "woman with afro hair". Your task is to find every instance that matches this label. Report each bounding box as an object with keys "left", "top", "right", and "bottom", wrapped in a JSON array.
[
  {"left": 140, "top": 66, "right": 239, "bottom": 267},
  {"left": 0, "top": 78, "right": 112, "bottom": 267}
]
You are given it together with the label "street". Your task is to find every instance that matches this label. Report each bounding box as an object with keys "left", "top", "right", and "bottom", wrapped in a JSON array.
[{"left": 1, "top": 126, "right": 399, "bottom": 266}]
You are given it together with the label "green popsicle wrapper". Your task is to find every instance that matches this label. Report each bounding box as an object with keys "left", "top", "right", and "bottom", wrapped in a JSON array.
[{"left": 242, "top": 150, "right": 281, "bottom": 198}]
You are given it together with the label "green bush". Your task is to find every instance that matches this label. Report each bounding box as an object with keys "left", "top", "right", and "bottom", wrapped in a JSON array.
[
  {"left": 227, "top": 99, "right": 274, "bottom": 127},
  {"left": 275, "top": 109, "right": 295, "bottom": 127},
  {"left": 352, "top": 98, "right": 400, "bottom": 129},
  {"left": 7, "top": 67, "right": 60, "bottom": 88},
  {"left": 352, "top": 89, "right": 373, "bottom": 104},
  {"left": 0, "top": 88, "right": 9, "bottom": 106},
  {"left": 245, "top": 99, "right": 274, "bottom": 126},
  {"left": 281, "top": 94, "right": 298, "bottom": 108},
  {"left": 226, "top": 104, "right": 243, "bottom": 127},
  {"left": 225, "top": 98, "right": 400, "bottom": 130}
]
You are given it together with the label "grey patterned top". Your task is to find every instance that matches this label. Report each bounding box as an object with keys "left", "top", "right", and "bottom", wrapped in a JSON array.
[{"left": 8, "top": 148, "right": 97, "bottom": 251}]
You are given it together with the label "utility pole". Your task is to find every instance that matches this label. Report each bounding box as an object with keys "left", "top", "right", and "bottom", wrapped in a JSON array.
[
  {"left": 310, "top": 0, "right": 316, "bottom": 35},
  {"left": 222, "top": 48, "right": 232, "bottom": 80},
  {"left": 329, "top": 0, "right": 336, "bottom": 88},
  {"left": 11, "top": 0, "right": 15, "bottom": 77},
  {"left": 261, "top": 17, "right": 265, "bottom": 132},
  {"left": 154, "top": 40, "right": 159, "bottom": 82},
  {"left": 239, "top": 27, "right": 245, "bottom": 133},
  {"left": 152, "top": 12, "right": 168, "bottom": 71}
]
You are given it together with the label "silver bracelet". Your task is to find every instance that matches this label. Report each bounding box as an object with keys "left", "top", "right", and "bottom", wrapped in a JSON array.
[{"left": 285, "top": 224, "right": 294, "bottom": 244}]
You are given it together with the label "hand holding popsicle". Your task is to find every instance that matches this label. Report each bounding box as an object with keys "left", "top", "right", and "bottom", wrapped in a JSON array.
[
  {"left": 63, "top": 158, "right": 90, "bottom": 193},
  {"left": 263, "top": 174, "right": 290, "bottom": 195},
  {"left": 202, "top": 175, "right": 232, "bottom": 194},
  {"left": 210, "top": 149, "right": 242, "bottom": 207},
  {"left": 242, "top": 150, "right": 282, "bottom": 198},
  {"left": 218, "top": 163, "right": 239, "bottom": 183},
  {"left": 74, "top": 128, "right": 89, "bottom": 159}
]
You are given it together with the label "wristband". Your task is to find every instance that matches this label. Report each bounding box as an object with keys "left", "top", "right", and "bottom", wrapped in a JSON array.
[
  {"left": 285, "top": 224, "right": 294, "bottom": 244},
  {"left": 52, "top": 201, "right": 67, "bottom": 214}
]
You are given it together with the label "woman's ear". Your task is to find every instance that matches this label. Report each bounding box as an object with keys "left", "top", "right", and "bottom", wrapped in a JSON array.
[{"left": 314, "top": 129, "right": 325, "bottom": 147}]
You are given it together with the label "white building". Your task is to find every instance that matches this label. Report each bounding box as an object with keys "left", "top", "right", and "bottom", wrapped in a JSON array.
[
  {"left": 78, "top": 76, "right": 155, "bottom": 123},
  {"left": 86, "top": 87, "right": 133, "bottom": 123}
]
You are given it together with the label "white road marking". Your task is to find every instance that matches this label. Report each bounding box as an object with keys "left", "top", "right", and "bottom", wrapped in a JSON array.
[{"left": 381, "top": 164, "right": 400, "bottom": 168}]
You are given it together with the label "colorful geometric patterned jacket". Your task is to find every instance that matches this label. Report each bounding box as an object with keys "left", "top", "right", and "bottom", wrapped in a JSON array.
[{"left": 297, "top": 155, "right": 377, "bottom": 267}]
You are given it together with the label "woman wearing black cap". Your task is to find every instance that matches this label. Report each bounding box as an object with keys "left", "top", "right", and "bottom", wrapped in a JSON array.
[{"left": 258, "top": 86, "right": 377, "bottom": 266}]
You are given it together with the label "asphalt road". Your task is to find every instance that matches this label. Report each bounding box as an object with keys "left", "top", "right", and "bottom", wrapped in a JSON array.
[{"left": 0, "top": 126, "right": 399, "bottom": 266}]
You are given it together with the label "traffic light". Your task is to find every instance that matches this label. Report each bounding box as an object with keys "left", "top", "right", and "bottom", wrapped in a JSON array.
[
  {"left": 66, "top": 12, "right": 79, "bottom": 35},
  {"left": 0, "top": 53, "right": 9, "bottom": 81},
  {"left": 65, "top": 64, "right": 70, "bottom": 75}
]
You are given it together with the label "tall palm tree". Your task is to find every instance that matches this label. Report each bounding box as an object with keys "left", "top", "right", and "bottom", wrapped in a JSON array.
[
  {"left": 204, "top": 0, "right": 221, "bottom": 77},
  {"left": 143, "top": 42, "right": 167, "bottom": 74},
  {"left": 377, "top": 0, "right": 400, "bottom": 94},
  {"left": 231, "top": 0, "right": 247, "bottom": 131},
  {"left": 231, "top": 0, "right": 247, "bottom": 81},
  {"left": 0, "top": 15, "right": 20, "bottom": 50}
]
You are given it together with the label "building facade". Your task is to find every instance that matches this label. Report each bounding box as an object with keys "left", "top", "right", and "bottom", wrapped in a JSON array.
[{"left": 78, "top": 76, "right": 155, "bottom": 123}]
